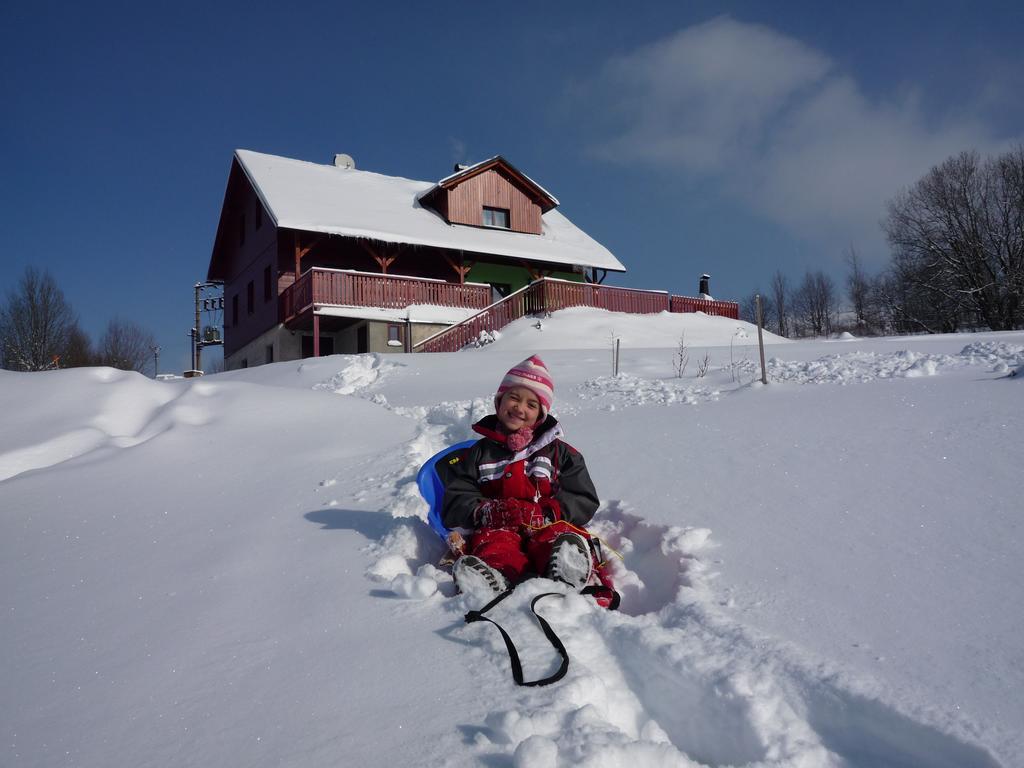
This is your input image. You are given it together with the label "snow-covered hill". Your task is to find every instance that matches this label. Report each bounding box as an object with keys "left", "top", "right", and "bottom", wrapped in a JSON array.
[{"left": 2, "top": 309, "right": 1022, "bottom": 767}]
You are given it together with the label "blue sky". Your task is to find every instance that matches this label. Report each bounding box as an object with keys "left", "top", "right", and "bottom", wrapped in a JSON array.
[{"left": 2, "top": 1, "right": 1022, "bottom": 370}]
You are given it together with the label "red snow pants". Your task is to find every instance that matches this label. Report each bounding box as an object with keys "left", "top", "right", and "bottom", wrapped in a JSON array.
[{"left": 469, "top": 521, "right": 590, "bottom": 585}]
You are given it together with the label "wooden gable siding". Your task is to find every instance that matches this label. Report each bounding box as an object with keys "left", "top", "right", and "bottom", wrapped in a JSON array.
[
  {"left": 220, "top": 171, "right": 278, "bottom": 357},
  {"left": 445, "top": 169, "right": 541, "bottom": 234}
]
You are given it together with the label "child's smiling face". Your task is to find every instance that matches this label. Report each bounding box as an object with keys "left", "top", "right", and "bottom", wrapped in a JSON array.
[{"left": 496, "top": 386, "right": 542, "bottom": 432}]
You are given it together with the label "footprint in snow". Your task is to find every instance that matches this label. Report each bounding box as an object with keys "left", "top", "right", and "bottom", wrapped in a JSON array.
[{"left": 351, "top": 417, "right": 1003, "bottom": 768}]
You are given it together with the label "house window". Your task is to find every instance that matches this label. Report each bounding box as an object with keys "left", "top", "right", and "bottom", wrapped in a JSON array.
[
  {"left": 264, "top": 265, "right": 272, "bottom": 302},
  {"left": 232, "top": 295, "right": 239, "bottom": 326},
  {"left": 247, "top": 281, "right": 254, "bottom": 314},
  {"left": 239, "top": 213, "right": 246, "bottom": 246},
  {"left": 241, "top": 358, "right": 248, "bottom": 369},
  {"left": 387, "top": 324, "right": 404, "bottom": 347},
  {"left": 482, "top": 206, "right": 510, "bottom": 229},
  {"left": 265, "top": 344, "right": 274, "bottom": 364}
]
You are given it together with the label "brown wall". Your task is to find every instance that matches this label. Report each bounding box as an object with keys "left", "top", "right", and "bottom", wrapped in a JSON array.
[
  {"left": 445, "top": 169, "right": 542, "bottom": 234},
  {"left": 222, "top": 178, "right": 278, "bottom": 357}
]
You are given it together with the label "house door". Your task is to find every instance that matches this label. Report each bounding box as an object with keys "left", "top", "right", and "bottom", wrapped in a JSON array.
[
  {"left": 301, "top": 335, "right": 335, "bottom": 358},
  {"left": 357, "top": 325, "right": 368, "bottom": 353}
]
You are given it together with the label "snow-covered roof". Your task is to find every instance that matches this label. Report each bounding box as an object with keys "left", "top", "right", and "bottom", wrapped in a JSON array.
[{"left": 233, "top": 149, "right": 625, "bottom": 272}]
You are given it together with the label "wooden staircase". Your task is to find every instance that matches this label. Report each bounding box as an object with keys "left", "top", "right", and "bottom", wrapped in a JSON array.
[{"left": 413, "top": 277, "right": 739, "bottom": 353}]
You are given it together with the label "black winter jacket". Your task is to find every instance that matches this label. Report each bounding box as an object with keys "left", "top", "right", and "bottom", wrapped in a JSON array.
[{"left": 439, "top": 414, "right": 600, "bottom": 530}]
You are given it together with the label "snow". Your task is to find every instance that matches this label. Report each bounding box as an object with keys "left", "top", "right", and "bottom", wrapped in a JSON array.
[
  {"left": 2, "top": 310, "right": 1022, "bottom": 767},
  {"left": 315, "top": 302, "right": 482, "bottom": 325},
  {"left": 235, "top": 150, "right": 625, "bottom": 272}
]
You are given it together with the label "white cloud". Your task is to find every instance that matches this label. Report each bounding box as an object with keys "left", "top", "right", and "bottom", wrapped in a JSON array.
[{"left": 586, "top": 16, "right": 1016, "bottom": 262}]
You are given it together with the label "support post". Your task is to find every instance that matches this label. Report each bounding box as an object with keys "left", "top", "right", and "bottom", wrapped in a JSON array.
[
  {"left": 313, "top": 314, "right": 321, "bottom": 357},
  {"left": 443, "top": 252, "right": 473, "bottom": 283}
]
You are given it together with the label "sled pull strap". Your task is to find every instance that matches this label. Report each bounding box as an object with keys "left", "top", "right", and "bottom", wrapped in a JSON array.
[
  {"left": 581, "top": 584, "right": 621, "bottom": 611},
  {"left": 465, "top": 590, "right": 569, "bottom": 687}
]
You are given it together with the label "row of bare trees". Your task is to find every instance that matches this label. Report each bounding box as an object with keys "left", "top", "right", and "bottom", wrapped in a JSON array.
[
  {"left": 747, "top": 145, "right": 1024, "bottom": 338},
  {"left": 1, "top": 267, "right": 158, "bottom": 373},
  {"left": 743, "top": 269, "right": 841, "bottom": 338}
]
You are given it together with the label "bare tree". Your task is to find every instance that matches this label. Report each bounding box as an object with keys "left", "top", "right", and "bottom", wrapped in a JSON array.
[
  {"left": 97, "top": 318, "right": 157, "bottom": 373},
  {"left": 770, "top": 270, "right": 790, "bottom": 337},
  {"left": 0, "top": 267, "right": 78, "bottom": 371},
  {"left": 63, "top": 323, "right": 95, "bottom": 368},
  {"left": 883, "top": 147, "right": 1024, "bottom": 331},
  {"left": 696, "top": 351, "right": 711, "bottom": 377},
  {"left": 741, "top": 291, "right": 776, "bottom": 334},
  {"left": 793, "top": 270, "right": 838, "bottom": 337},
  {"left": 844, "top": 246, "right": 872, "bottom": 334},
  {"left": 740, "top": 293, "right": 758, "bottom": 326},
  {"left": 673, "top": 332, "right": 689, "bottom": 377}
]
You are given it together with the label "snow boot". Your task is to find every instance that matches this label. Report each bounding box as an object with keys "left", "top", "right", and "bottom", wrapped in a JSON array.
[
  {"left": 453, "top": 555, "right": 510, "bottom": 599},
  {"left": 546, "top": 532, "right": 593, "bottom": 590}
]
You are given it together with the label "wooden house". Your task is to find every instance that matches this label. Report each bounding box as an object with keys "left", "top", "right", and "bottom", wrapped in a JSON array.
[{"left": 206, "top": 150, "right": 626, "bottom": 369}]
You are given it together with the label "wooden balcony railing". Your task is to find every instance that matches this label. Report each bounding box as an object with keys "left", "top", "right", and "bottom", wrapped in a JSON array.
[
  {"left": 280, "top": 268, "right": 491, "bottom": 323},
  {"left": 413, "top": 283, "right": 539, "bottom": 354},
  {"left": 533, "top": 279, "right": 671, "bottom": 314},
  {"left": 413, "top": 278, "right": 741, "bottom": 353},
  {"left": 669, "top": 295, "right": 740, "bottom": 319}
]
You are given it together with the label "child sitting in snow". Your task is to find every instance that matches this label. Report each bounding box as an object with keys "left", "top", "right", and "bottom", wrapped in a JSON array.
[{"left": 439, "top": 355, "right": 601, "bottom": 598}]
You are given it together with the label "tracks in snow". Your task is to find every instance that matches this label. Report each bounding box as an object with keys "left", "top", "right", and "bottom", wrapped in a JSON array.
[{"left": 316, "top": 359, "right": 1003, "bottom": 767}]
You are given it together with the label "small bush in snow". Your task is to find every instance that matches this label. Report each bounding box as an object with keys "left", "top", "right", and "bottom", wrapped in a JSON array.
[{"left": 674, "top": 332, "right": 689, "bottom": 378}]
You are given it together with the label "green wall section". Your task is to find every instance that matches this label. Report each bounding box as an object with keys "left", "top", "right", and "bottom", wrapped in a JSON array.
[{"left": 467, "top": 262, "right": 584, "bottom": 293}]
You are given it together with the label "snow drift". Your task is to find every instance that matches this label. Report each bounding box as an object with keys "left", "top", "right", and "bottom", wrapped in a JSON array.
[{"left": 2, "top": 309, "right": 1022, "bottom": 767}]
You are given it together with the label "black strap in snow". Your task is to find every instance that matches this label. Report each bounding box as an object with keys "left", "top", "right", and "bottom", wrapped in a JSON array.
[
  {"left": 581, "top": 584, "right": 621, "bottom": 611},
  {"left": 464, "top": 589, "right": 569, "bottom": 687}
]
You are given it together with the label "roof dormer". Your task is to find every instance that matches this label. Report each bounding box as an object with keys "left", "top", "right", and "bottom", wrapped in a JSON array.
[{"left": 419, "top": 156, "right": 558, "bottom": 235}]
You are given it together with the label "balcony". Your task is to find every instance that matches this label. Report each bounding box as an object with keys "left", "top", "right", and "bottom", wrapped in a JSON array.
[{"left": 280, "top": 268, "right": 492, "bottom": 324}]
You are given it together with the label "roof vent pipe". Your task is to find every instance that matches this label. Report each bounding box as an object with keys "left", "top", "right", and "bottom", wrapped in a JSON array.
[{"left": 334, "top": 153, "right": 356, "bottom": 170}]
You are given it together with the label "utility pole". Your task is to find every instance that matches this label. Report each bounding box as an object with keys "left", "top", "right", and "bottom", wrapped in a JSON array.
[
  {"left": 194, "top": 283, "right": 203, "bottom": 374},
  {"left": 151, "top": 345, "right": 161, "bottom": 378},
  {"left": 188, "top": 281, "right": 224, "bottom": 376}
]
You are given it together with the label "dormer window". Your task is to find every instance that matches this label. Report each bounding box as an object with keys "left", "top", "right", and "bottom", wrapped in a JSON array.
[
  {"left": 482, "top": 206, "right": 510, "bottom": 229},
  {"left": 419, "top": 156, "right": 558, "bottom": 235}
]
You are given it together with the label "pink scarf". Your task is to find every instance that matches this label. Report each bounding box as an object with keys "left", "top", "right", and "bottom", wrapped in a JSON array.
[{"left": 505, "top": 426, "right": 534, "bottom": 452}]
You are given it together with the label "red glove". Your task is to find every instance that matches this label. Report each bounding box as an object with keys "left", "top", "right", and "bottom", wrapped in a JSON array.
[{"left": 476, "top": 498, "right": 547, "bottom": 529}]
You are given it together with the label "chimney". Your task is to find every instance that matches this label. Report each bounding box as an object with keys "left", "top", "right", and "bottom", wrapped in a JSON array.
[
  {"left": 453, "top": 163, "right": 469, "bottom": 173},
  {"left": 334, "top": 153, "right": 356, "bottom": 170},
  {"left": 699, "top": 274, "right": 710, "bottom": 296}
]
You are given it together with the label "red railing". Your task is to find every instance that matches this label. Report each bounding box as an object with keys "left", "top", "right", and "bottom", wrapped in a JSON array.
[
  {"left": 414, "top": 284, "right": 540, "bottom": 353},
  {"left": 534, "top": 280, "right": 670, "bottom": 314},
  {"left": 280, "top": 271, "right": 313, "bottom": 321},
  {"left": 280, "top": 268, "right": 491, "bottom": 322},
  {"left": 413, "top": 278, "right": 740, "bottom": 353},
  {"left": 670, "top": 295, "right": 740, "bottom": 319}
]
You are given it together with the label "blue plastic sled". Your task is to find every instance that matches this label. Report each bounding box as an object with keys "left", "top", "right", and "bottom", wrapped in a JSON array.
[{"left": 416, "top": 439, "right": 478, "bottom": 539}]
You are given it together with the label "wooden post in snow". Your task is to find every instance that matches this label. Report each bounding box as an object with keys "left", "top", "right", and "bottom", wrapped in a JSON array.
[{"left": 755, "top": 294, "right": 767, "bottom": 385}]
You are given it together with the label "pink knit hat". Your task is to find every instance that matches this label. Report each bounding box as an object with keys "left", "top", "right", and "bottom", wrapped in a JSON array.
[{"left": 495, "top": 355, "right": 554, "bottom": 422}]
